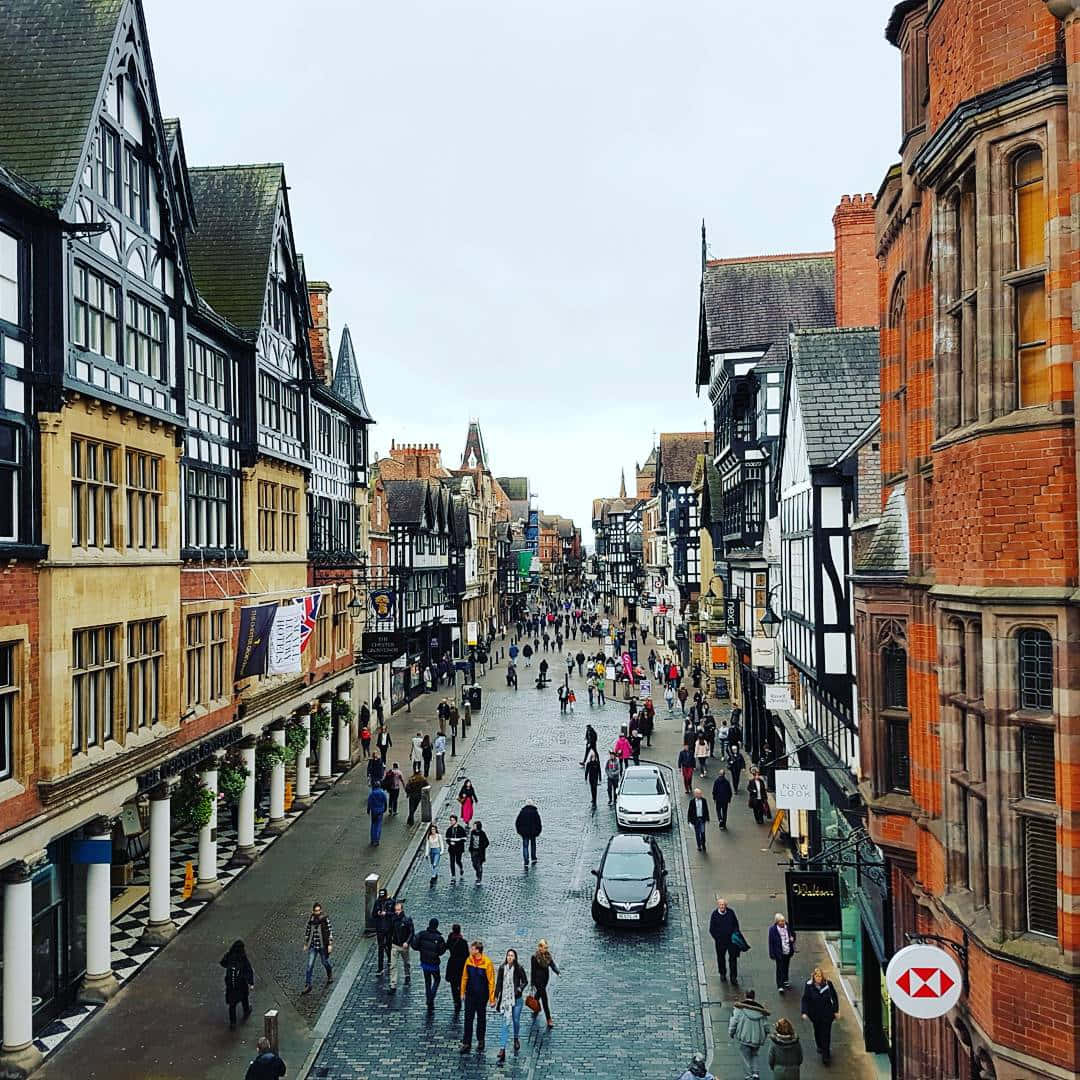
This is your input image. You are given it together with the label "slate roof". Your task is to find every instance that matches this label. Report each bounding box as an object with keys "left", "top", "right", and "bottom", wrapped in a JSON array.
[
  {"left": 697, "top": 253, "right": 835, "bottom": 385},
  {"left": 497, "top": 477, "right": 528, "bottom": 501},
  {"left": 186, "top": 164, "right": 282, "bottom": 329},
  {"left": 0, "top": 0, "right": 123, "bottom": 205},
  {"left": 659, "top": 432, "right": 709, "bottom": 485},
  {"left": 331, "top": 325, "right": 374, "bottom": 421},
  {"left": 460, "top": 420, "right": 488, "bottom": 471},
  {"left": 385, "top": 480, "right": 428, "bottom": 526},
  {"left": 790, "top": 327, "right": 880, "bottom": 468},
  {"left": 451, "top": 496, "right": 470, "bottom": 544},
  {"left": 856, "top": 481, "right": 909, "bottom": 574}
]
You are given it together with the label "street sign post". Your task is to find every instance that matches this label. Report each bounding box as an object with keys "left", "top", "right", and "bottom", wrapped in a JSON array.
[{"left": 885, "top": 943, "right": 963, "bottom": 1019}]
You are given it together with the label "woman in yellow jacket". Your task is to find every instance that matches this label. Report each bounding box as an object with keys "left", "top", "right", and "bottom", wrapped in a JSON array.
[{"left": 459, "top": 941, "right": 495, "bottom": 1056}]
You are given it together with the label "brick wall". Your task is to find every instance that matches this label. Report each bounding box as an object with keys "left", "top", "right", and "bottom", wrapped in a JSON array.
[
  {"left": 389, "top": 442, "right": 444, "bottom": 479},
  {"left": 833, "top": 194, "right": 878, "bottom": 327},
  {"left": 308, "top": 281, "right": 332, "bottom": 384}
]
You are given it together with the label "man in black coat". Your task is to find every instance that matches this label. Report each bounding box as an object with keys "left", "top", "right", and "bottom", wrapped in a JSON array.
[
  {"left": 388, "top": 900, "right": 414, "bottom": 992},
  {"left": 469, "top": 820, "right": 490, "bottom": 882},
  {"left": 687, "top": 788, "right": 711, "bottom": 852},
  {"left": 412, "top": 917, "right": 447, "bottom": 1009},
  {"left": 708, "top": 896, "right": 741, "bottom": 984},
  {"left": 515, "top": 800, "right": 542, "bottom": 869},
  {"left": 747, "top": 768, "right": 769, "bottom": 825},
  {"left": 446, "top": 814, "right": 468, "bottom": 880},
  {"left": 245, "top": 1037, "right": 285, "bottom": 1080},
  {"left": 372, "top": 889, "right": 394, "bottom": 975},
  {"left": 711, "top": 772, "right": 733, "bottom": 831}
]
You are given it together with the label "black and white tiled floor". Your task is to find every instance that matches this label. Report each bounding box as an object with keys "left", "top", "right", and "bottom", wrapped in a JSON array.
[{"left": 32, "top": 782, "right": 335, "bottom": 1058}]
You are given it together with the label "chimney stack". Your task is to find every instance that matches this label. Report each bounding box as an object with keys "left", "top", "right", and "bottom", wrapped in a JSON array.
[
  {"left": 832, "top": 195, "right": 877, "bottom": 328},
  {"left": 307, "top": 281, "right": 332, "bottom": 383}
]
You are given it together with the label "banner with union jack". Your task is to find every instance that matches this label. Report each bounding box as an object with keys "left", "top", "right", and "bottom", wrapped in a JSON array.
[{"left": 295, "top": 593, "right": 321, "bottom": 653}]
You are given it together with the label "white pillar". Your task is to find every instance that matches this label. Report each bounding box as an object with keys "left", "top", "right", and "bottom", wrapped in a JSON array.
[
  {"left": 0, "top": 862, "right": 41, "bottom": 1076},
  {"left": 316, "top": 703, "right": 333, "bottom": 787},
  {"left": 235, "top": 737, "right": 258, "bottom": 864},
  {"left": 335, "top": 690, "right": 350, "bottom": 771},
  {"left": 141, "top": 788, "right": 176, "bottom": 945},
  {"left": 80, "top": 823, "right": 119, "bottom": 1002},
  {"left": 267, "top": 726, "right": 287, "bottom": 833},
  {"left": 294, "top": 714, "right": 312, "bottom": 808},
  {"left": 194, "top": 762, "right": 222, "bottom": 900}
]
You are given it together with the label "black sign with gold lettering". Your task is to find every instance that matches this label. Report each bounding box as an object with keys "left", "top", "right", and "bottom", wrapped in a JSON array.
[
  {"left": 363, "top": 631, "right": 403, "bottom": 664},
  {"left": 785, "top": 870, "right": 842, "bottom": 931}
]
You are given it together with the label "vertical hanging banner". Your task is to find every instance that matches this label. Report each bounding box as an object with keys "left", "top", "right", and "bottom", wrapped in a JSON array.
[
  {"left": 268, "top": 603, "right": 303, "bottom": 674},
  {"left": 234, "top": 603, "right": 278, "bottom": 680}
]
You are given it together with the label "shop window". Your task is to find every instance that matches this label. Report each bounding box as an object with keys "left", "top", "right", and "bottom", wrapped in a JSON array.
[
  {"left": 1023, "top": 816, "right": 1058, "bottom": 937},
  {"left": 1018, "top": 628, "right": 1053, "bottom": 711}
]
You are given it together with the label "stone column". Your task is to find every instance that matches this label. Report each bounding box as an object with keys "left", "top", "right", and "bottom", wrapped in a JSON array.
[
  {"left": 0, "top": 861, "right": 42, "bottom": 1078},
  {"left": 234, "top": 736, "right": 258, "bottom": 864},
  {"left": 266, "top": 723, "right": 288, "bottom": 833},
  {"left": 193, "top": 759, "right": 222, "bottom": 901},
  {"left": 80, "top": 820, "right": 119, "bottom": 1003},
  {"left": 293, "top": 712, "right": 313, "bottom": 809},
  {"left": 334, "top": 688, "right": 351, "bottom": 772},
  {"left": 141, "top": 786, "right": 177, "bottom": 945},
  {"left": 315, "top": 702, "right": 333, "bottom": 788}
]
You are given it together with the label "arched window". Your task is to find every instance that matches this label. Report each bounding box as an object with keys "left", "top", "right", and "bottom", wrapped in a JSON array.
[
  {"left": 1014, "top": 149, "right": 1049, "bottom": 407},
  {"left": 1017, "top": 627, "right": 1053, "bottom": 711}
]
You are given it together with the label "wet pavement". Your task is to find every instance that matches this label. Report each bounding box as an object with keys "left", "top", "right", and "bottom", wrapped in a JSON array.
[{"left": 309, "top": 674, "right": 705, "bottom": 1079}]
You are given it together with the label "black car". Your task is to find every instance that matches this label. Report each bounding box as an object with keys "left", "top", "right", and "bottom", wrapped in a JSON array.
[{"left": 590, "top": 833, "right": 668, "bottom": 928}]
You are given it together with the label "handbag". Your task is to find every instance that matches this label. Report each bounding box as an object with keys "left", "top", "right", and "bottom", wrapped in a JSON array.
[{"left": 524, "top": 988, "right": 541, "bottom": 1014}]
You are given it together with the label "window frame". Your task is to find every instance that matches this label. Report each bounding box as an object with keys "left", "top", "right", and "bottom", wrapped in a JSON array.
[
  {"left": 126, "top": 617, "right": 162, "bottom": 733},
  {"left": 71, "top": 624, "right": 119, "bottom": 754},
  {"left": 0, "top": 640, "right": 18, "bottom": 781},
  {"left": 71, "top": 436, "right": 118, "bottom": 549},
  {"left": 124, "top": 448, "right": 161, "bottom": 550}
]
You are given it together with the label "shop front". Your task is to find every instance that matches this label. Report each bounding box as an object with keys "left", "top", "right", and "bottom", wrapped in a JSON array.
[{"left": 736, "top": 641, "right": 784, "bottom": 767}]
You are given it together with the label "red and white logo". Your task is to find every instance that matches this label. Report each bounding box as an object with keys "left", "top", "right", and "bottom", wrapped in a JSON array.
[{"left": 885, "top": 944, "right": 963, "bottom": 1020}]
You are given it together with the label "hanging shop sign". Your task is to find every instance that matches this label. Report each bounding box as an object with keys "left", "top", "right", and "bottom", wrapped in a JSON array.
[
  {"left": 751, "top": 636, "right": 775, "bottom": 668},
  {"left": 362, "top": 631, "right": 404, "bottom": 664},
  {"left": 369, "top": 589, "right": 395, "bottom": 621},
  {"left": 785, "top": 870, "right": 843, "bottom": 931},
  {"left": 885, "top": 943, "right": 963, "bottom": 1020},
  {"left": 774, "top": 769, "right": 817, "bottom": 811},
  {"left": 765, "top": 684, "right": 794, "bottom": 710},
  {"left": 467, "top": 621, "right": 479, "bottom": 647},
  {"left": 710, "top": 642, "right": 730, "bottom": 673}
]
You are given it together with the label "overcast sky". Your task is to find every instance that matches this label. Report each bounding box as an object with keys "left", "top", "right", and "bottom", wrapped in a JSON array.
[{"left": 146, "top": 1, "right": 901, "bottom": 544}]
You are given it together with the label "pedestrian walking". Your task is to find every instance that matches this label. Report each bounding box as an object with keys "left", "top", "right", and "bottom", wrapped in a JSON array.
[
  {"left": 709, "top": 896, "right": 742, "bottom": 984},
  {"left": 747, "top": 768, "right": 770, "bottom": 824},
  {"left": 703, "top": 712, "right": 717, "bottom": 757},
  {"left": 665, "top": 683, "right": 675, "bottom": 712},
  {"left": 694, "top": 734, "right": 710, "bottom": 777},
  {"left": 687, "top": 788, "right": 710, "bottom": 852},
  {"left": 678, "top": 744, "right": 696, "bottom": 794},
  {"left": 373, "top": 693, "right": 384, "bottom": 726},
  {"left": 410, "top": 731, "right": 424, "bottom": 773},
  {"left": 220, "top": 939, "right": 254, "bottom": 1029},
  {"left": 434, "top": 731, "right": 447, "bottom": 780},
  {"left": 366, "top": 749, "right": 384, "bottom": 788},
  {"left": 383, "top": 761, "right": 403, "bottom": 815},
  {"left": 367, "top": 781, "right": 388, "bottom": 846},
  {"left": 677, "top": 685, "right": 689, "bottom": 714},
  {"left": 421, "top": 732, "right": 433, "bottom": 777},
  {"left": 494, "top": 948, "right": 528, "bottom": 1065},
  {"left": 445, "top": 923, "right": 469, "bottom": 1015},
  {"left": 768, "top": 1017, "right": 804, "bottom": 1079},
  {"left": 567, "top": 687, "right": 576, "bottom": 714},
  {"left": 458, "top": 778, "right": 478, "bottom": 823},
  {"left": 447, "top": 813, "right": 467, "bottom": 880},
  {"left": 469, "top": 820, "right": 489, "bottom": 882},
  {"left": 438, "top": 697, "right": 450, "bottom": 732},
  {"left": 373, "top": 888, "right": 394, "bottom": 975},
  {"left": 388, "top": 900, "right": 414, "bottom": 992},
  {"left": 584, "top": 746, "right": 601, "bottom": 808},
  {"left": 587, "top": 676, "right": 595, "bottom": 707},
  {"left": 405, "top": 766, "right": 426, "bottom": 826},
  {"left": 629, "top": 728, "right": 642, "bottom": 765},
  {"left": 557, "top": 683, "right": 568, "bottom": 713},
  {"left": 515, "top": 800, "right": 542, "bottom": 869},
  {"left": 360, "top": 719, "right": 371, "bottom": 758},
  {"left": 375, "top": 723, "right": 391, "bottom": 759},
  {"left": 413, "top": 917, "right": 447, "bottom": 1010},
  {"left": 712, "top": 771, "right": 733, "bottom": 830},
  {"left": 300, "top": 902, "right": 333, "bottom": 994},
  {"left": 529, "top": 939, "right": 560, "bottom": 1029},
  {"left": 614, "top": 730, "right": 632, "bottom": 774},
  {"left": 800, "top": 967, "right": 840, "bottom": 1064},
  {"left": 728, "top": 989, "right": 769, "bottom": 1080},
  {"left": 639, "top": 702, "right": 655, "bottom": 747},
  {"left": 427, "top": 823, "right": 445, "bottom": 884},
  {"left": 581, "top": 723, "right": 598, "bottom": 761},
  {"left": 605, "top": 751, "right": 621, "bottom": 805},
  {"left": 459, "top": 940, "right": 495, "bottom": 1056},
  {"left": 596, "top": 670, "right": 606, "bottom": 706},
  {"left": 727, "top": 745, "right": 746, "bottom": 793},
  {"left": 576, "top": 650, "right": 586, "bottom": 676},
  {"left": 677, "top": 1052, "right": 715, "bottom": 1080},
  {"left": 522, "top": 643, "right": 533, "bottom": 667},
  {"left": 768, "top": 913, "right": 796, "bottom": 991},
  {"left": 244, "top": 1036, "right": 286, "bottom": 1080}
]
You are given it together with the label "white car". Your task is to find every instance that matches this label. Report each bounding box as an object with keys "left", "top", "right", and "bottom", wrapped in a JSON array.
[{"left": 615, "top": 765, "right": 672, "bottom": 829}]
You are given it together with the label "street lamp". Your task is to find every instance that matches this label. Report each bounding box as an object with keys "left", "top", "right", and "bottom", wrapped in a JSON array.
[
  {"left": 759, "top": 584, "right": 784, "bottom": 639},
  {"left": 348, "top": 593, "right": 363, "bottom": 620}
]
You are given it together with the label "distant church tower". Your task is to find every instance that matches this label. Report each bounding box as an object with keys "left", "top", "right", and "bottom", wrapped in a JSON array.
[
  {"left": 460, "top": 419, "right": 488, "bottom": 472},
  {"left": 619, "top": 468, "right": 627, "bottom": 499}
]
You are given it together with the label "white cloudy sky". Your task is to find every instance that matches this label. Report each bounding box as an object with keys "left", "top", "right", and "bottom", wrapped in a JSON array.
[{"left": 146, "top": 0, "right": 901, "bottom": 542}]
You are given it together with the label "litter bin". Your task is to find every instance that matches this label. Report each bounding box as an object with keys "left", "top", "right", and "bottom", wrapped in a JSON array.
[{"left": 466, "top": 685, "right": 482, "bottom": 712}]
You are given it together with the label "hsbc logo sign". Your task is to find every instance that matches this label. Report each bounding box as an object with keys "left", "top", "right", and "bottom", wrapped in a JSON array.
[{"left": 885, "top": 944, "right": 963, "bottom": 1019}]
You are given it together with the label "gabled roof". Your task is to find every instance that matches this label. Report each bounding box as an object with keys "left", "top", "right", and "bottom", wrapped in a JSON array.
[
  {"left": 0, "top": 0, "right": 124, "bottom": 205},
  {"left": 659, "top": 432, "right": 710, "bottom": 486},
  {"left": 451, "top": 495, "right": 471, "bottom": 546},
  {"left": 789, "top": 328, "right": 880, "bottom": 468},
  {"left": 331, "top": 325, "right": 373, "bottom": 422},
  {"left": 697, "top": 252, "right": 835, "bottom": 386},
  {"left": 385, "top": 479, "right": 428, "bottom": 526},
  {"left": 460, "top": 420, "right": 487, "bottom": 471},
  {"left": 186, "top": 164, "right": 283, "bottom": 329},
  {"left": 856, "top": 481, "right": 909, "bottom": 574}
]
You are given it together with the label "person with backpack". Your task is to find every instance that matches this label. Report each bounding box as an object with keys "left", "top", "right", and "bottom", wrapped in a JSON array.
[
  {"left": 244, "top": 1036, "right": 285, "bottom": 1080},
  {"left": 301, "top": 902, "right": 333, "bottom": 994},
  {"left": 412, "top": 917, "right": 447, "bottom": 1010},
  {"left": 220, "top": 940, "right": 254, "bottom": 1029},
  {"left": 405, "top": 766, "right": 427, "bottom": 826},
  {"left": 728, "top": 989, "right": 770, "bottom": 1080},
  {"left": 359, "top": 714, "right": 371, "bottom": 758}
]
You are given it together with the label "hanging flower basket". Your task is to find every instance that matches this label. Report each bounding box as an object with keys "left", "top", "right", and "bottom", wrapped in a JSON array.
[
  {"left": 331, "top": 697, "right": 353, "bottom": 726},
  {"left": 256, "top": 738, "right": 288, "bottom": 779},
  {"left": 309, "top": 710, "right": 331, "bottom": 744},
  {"left": 285, "top": 721, "right": 309, "bottom": 757},
  {"left": 173, "top": 772, "right": 214, "bottom": 832},
  {"left": 219, "top": 754, "right": 250, "bottom": 805}
]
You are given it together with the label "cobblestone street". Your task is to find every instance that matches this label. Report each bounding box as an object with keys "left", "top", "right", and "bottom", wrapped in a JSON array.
[{"left": 310, "top": 670, "right": 705, "bottom": 1079}]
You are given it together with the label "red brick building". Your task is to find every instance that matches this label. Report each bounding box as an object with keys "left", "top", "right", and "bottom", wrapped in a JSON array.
[{"left": 855, "top": 3, "right": 1080, "bottom": 1076}]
